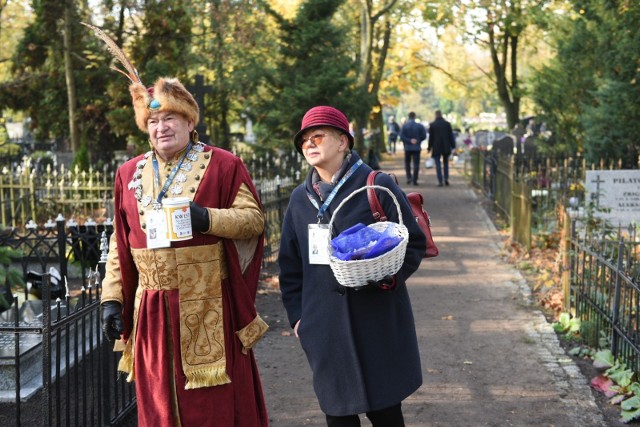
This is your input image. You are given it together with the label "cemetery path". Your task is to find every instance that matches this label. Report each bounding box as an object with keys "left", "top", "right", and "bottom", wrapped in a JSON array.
[{"left": 254, "top": 152, "right": 620, "bottom": 427}]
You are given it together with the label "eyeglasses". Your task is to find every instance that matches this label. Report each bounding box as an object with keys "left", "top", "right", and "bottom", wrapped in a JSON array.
[{"left": 300, "top": 133, "right": 327, "bottom": 149}]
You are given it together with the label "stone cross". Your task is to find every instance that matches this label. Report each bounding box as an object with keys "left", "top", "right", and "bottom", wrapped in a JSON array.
[
  {"left": 590, "top": 174, "right": 605, "bottom": 207},
  {"left": 187, "top": 74, "right": 212, "bottom": 145}
]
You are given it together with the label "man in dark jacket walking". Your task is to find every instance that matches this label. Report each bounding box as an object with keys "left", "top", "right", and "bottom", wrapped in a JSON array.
[
  {"left": 399, "top": 112, "right": 427, "bottom": 185},
  {"left": 428, "top": 110, "right": 456, "bottom": 186}
]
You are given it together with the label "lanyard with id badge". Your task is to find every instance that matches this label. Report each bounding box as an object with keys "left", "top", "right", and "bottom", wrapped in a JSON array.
[
  {"left": 146, "top": 144, "right": 194, "bottom": 249},
  {"left": 306, "top": 159, "right": 363, "bottom": 265}
]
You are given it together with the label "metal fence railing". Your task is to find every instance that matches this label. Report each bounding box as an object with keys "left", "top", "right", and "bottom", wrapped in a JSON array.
[
  {"left": 0, "top": 232, "right": 136, "bottom": 427},
  {"left": 258, "top": 176, "right": 296, "bottom": 269},
  {"left": 1, "top": 149, "right": 307, "bottom": 230},
  {"left": 569, "top": 222, "right": 640, "bottom": 372},
  {"left": 465, "top": 149, "right": 619, "bottom": 249}
]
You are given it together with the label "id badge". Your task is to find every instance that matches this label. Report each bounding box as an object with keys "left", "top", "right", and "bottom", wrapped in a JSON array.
[
  {"left": 308, "top": 224, "right": 330, "bottom": 265},
  {"left": 146, "top": 209, "right": 171, "bottom": 249}
]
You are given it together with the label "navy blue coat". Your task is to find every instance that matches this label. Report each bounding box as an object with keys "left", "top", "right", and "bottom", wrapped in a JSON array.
[
  {"left": 428, "top": 117, "right": 456, "bottom": 157},
  {"left": 399, "top": 119, "right": 427, "bottom": 152},
  {"left": 278, "top": 152, "right": 426, "bottom": 416}
]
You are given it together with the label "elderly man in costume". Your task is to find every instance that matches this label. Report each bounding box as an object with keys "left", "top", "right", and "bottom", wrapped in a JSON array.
[{"left": 89, "top": 24, "right": 269, "bottom": 426}]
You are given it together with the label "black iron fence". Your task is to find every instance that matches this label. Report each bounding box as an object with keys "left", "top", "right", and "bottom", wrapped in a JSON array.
[
  {"left": 568, "top": 221, "right": 640, "bottom": 372},
  {"left": 465, "top": 149, "right": 625, "bottom": 249},
  {"left": 0, "top": 231, "right": 136, "bottom": 427},
  {"left": 0, "top": 218, "right": 113, "bottom": 291},
  {"left": 259, "top": 176, "right": 295, "bottom": 268}
]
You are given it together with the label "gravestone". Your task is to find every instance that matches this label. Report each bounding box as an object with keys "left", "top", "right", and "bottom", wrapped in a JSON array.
[
  {"left": 522, "top": 136, "right": 538, "bottom": 156},
  {"left": 187, "top": 74, "right": 212, "bottom": 145},
  {"left": 585, "top": 170, "right": 640, "bottom": 226},
  {"left": 474, "top": 130, "right": 507, "bottom": 149},
  {"left": 491, "top": 135, "right": 514, "bottom": 156}
]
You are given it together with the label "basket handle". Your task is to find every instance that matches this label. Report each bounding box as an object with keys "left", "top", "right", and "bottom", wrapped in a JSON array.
[{"left": 328, "top": 185, "right": 403, "bottom": 236}]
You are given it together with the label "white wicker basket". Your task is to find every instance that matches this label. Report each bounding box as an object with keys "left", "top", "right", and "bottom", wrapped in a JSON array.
[{"left": 328, "top": 185, "right": 409, "bottom": 288}]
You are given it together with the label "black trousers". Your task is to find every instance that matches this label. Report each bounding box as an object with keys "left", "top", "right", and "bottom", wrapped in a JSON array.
[
  {"left": 325, "top": 403, "right": 404, "bottom": 427},
  {"left": 404, "top": 151, "right": 420, "bottom": 183}
]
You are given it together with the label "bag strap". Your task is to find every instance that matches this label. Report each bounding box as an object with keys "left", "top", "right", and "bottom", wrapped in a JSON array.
[{"left": 367, "top": 171, "right": 388, "bottom": 222}]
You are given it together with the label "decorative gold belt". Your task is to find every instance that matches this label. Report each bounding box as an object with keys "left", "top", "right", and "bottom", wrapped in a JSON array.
[
  {"left": 128, "top": 242, "right": 233, "bottom": 389},
  {"left": 131, "top": 244, "right": 228, "bottom": 291}
]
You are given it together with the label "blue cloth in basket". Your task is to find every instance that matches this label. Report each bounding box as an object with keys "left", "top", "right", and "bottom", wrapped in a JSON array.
[{"left": 331, "top": 223, "right": 402, "bottom": 261}]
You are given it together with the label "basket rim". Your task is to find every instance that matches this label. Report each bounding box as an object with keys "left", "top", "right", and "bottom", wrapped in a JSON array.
[
  {"left": 328, "top": 185, "right": 403, "bottom": 240},
  {"left": 329, "top": 221, "right": 409, "bottom": 264},
  {"left": 328, "top": 224, "right": 409, "bottom": 287}
]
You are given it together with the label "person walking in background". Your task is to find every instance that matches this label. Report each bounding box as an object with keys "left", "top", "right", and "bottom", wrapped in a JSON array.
[
  {"left": 88, "top": 24, "right": 269, "bottom": 426},
  {"left": 428, "top": 110, "right": 456, "bottom": 186},
  {"left": 399, "top": 112, "right": 427, "bottom": 185},
  {"left": 387, "top": 115, "right": 400, "bottom": 155},
  {"left": 278, "top": 106, "right": 427, "bottom": 426}
]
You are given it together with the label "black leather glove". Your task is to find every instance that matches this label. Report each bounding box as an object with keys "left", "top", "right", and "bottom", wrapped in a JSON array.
[
  {"left": 190, "top": 201, "right": 210, "bottom": 233},
  {"left": 355, "top": 275, "right": 396, "bottom": 291},
  {"left": 101, "top": 301, "right": 123, "bottom": 342}
]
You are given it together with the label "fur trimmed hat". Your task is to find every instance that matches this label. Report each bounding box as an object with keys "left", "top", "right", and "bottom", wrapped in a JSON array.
[
  {"left": 130, "top": 78, "right": 199, "bottom": 133},
  {"left": 79, "top": 24, "right": 199, "bottom": 134}
]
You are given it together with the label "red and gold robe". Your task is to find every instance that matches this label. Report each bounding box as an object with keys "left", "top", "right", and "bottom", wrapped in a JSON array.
[{"left": 102, "top": 144, "right": 269, "bottom": 426}]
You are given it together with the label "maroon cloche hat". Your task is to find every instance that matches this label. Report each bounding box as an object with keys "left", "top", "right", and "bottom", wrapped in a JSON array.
[{"left": 294, "top": 106, "right": 354, "bottom": 154}]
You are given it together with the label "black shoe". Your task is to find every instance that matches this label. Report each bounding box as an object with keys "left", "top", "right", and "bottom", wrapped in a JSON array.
[
  {"left": 407, "top": 179, "right": 412, "bottom": 184},
  {"left": 445, "top": 180, "right": 450, "bottom": 186},
  {"left": 413, "top": 181, "right": 419, "bottom": 186},
  {"left": 437, "top": 183, "right": 443, "bottom": 187}
]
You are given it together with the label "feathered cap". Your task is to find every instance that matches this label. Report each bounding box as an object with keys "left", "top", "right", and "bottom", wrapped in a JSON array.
[
  {"left": 81, "top": 23, "right": 199, "bottom": 133},
  {"left": 129, "top": 79, "right": 199, "bottom": 132}
]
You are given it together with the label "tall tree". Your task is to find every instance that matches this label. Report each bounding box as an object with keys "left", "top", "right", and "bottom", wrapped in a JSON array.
[
  {"left": 2, "top": 0, "right": 70, "bottom": 142},
  {"left": 191, "top": 0, "right": 277, "bottom": 149},
  {"left": 530, "top": 9, "right": 595, "bottom": 155},
  {"left": 423, "top": 0, "right": 553, "bottom": 129},
  {"left": 63, "top": 0, "right": 79, "bottom": 152},
  {"left": 259, "top": 0, "right": 356, "bottom": 143},
  {"left": 531, "top": 0, "right": 640, "bottom": 166},
  {"left": 348, "top": 0, "right": 398, "bottom": 154}
]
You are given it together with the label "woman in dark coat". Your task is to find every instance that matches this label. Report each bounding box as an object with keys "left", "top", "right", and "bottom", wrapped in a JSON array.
[{"left": 278, "top": 106, "right": 427, "bottom": 427}]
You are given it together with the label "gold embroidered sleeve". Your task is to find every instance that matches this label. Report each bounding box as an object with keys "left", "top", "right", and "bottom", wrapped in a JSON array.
[
  {"left": 101, "top": 231, "right": 124, "bottom": 304},
  {"left": 206, "top": 183, "right": 264, "bottom": 239},
  {"left": 235, "top": 314, "right": 269, "bottom": 354}
]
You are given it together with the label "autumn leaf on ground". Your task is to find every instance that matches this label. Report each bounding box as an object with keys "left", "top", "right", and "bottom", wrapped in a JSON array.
[{"left": 591, "top": 374, "right": 617, "bottom": 398}]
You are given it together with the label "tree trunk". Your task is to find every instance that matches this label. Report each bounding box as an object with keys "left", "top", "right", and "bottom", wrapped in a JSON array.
[
  {"left": 211, "top": 0, "right": 231, "bottom": 150},
  {"left": 353, "top": 1, "right": 396, "bottom": 155},
  {"left": 488, "top": 22, "right": 520, "bottom": 130},
  {"left": 63, "top": 0, "right": 79, "bottom": 153}
]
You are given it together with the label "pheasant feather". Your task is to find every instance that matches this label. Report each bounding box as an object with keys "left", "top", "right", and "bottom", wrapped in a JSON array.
[{"left": 81, "top": 22, "right": 142, "bottom": 84}]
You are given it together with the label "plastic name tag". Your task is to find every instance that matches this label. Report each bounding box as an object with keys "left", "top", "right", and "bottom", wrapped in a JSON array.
[
  {"left": 308, "top": 224, "right": 330, "bottom": 265},
  {"left": 146, "top": 209, "right": 171, "bottom": 249}
]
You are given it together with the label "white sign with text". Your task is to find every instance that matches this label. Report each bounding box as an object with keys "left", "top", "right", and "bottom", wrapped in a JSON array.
[{"left": 585, "top": 170, "right": 640, "bottom": 226}]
